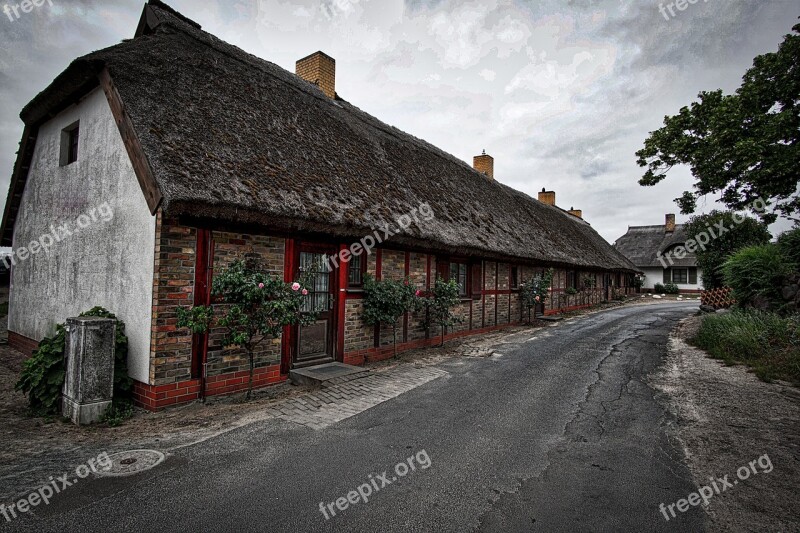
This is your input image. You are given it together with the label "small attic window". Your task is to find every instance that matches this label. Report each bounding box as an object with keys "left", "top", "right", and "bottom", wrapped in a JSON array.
[{"left": 60, "top": 121, "right": 80, "bottom": 166}]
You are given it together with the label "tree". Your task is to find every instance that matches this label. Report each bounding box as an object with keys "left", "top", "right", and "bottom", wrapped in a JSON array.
[
  {"left": 177, "top": 258, "right": 316, "bottom": 399},
  {"left": 418, "top": 278, "right": 461, "bottom": 346},
  {"left": 362, "top": 274, "right": 418, "bottom": 356},
  {"left": 637, "top": 22, "right": 800, "bottom": 224},
  {"left": 683, "top": 211, "right": 772, "bottom": 289},
  {"left": 519, "top": 269, "right": 554, "bottom": 323}
]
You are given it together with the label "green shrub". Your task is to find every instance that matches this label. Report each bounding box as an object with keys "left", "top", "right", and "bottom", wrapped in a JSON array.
[
  {"left": 777, "top": 228, "right": 800, "bottom": 268},
  {"left": 694, "top": 310, "right": 800, "bottom": 384},
  {"left": 722, "top": 244, "right": 793, "bottom": 310},
  {"left": 100, "top": 400, "right": 135, "bottom": 427},
  {"left": 362, "top": 274, "right": 418, "bottom": 355},
  {"left": 15, "top": 307, "right": 132, "bottom": 416},
  {"left": 654, "top": 283, "right": 665, "bottom": 293},
  {"left": 663, "top": 283, "right": 680, "bottom": 295},
  {"left": 419, "top": 277, "right": 461, "bottom": 346}
]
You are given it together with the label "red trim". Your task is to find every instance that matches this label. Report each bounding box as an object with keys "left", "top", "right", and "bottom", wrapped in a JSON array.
[
  {"left": 403, "top": 252, "right": 410, "bottom": 343},
  {"left": 132, "top": 365, "right": 285, "bottom": 411},
  {"left": 373, "top": 249, "right": 382, "bottom": 348},
  {"left": 508, "top": 264, "right": 512, "bottom": 324},
  {"left": 336, "top": 243, "right": 347, "bottom": 361},
  {"left": 494, "top": 262, "right": 499, "bottom": 326},
  {"left": 481, "top": 261, "right": 486, "bottom": 328},
  {"left": 191, "top": 229, "right": 213, "bottom": 382},
  {"left": 343, "top": 322, "right": 526, "bottom": 366},
  {"left": 426, "top": 254, "right": 431, "bottom": 289},
  {"left": 8, "top": 330, "right": 38, "bottom": 356},
  {"left": 280, "top": 238, "right": 296, "bottom": 375}
]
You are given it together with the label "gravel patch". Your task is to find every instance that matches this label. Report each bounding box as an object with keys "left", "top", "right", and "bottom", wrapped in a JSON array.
[{"left": 651, "top": 315, "right": 800, "bottom": 531}]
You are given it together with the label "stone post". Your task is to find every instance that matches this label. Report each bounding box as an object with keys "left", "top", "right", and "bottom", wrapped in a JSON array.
[{"left": 62, "top": 317, "right": 116, "bottom": 425}]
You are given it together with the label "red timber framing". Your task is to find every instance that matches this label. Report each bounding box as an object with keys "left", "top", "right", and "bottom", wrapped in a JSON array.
[
  {"left": 130, "top": 222, "right": 635, "bottom": 411},
  {"left": 336, "top": 243, "right": 348, "bottom": 360},
  {"left": 281, "top": 237, "right": 296, "bottom": 374},
  {"left": 190, "top": 228, "right": 213, "bottom": 383}
]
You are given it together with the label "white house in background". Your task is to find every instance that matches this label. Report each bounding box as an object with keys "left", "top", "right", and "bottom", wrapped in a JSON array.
[{"left": 613, "top": 214, "right": 704, "bottom": 294}]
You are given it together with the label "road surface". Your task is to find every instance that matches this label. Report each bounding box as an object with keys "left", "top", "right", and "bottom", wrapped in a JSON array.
[{"left": 3, "top": 302, "right": 705, "bottom": 532}]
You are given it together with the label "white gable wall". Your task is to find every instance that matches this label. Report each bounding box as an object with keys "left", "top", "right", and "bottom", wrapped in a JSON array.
[{"left": 8, "top": 87, "right": 155, "bottom": 383}]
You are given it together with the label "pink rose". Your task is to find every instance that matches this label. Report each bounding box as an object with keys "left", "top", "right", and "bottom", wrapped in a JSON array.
[
  {"left": 535, "top": 295, "right": 540, "bottom": 301},
  {"left": 258, "top": 283, "right": 264, "bottom": 289},
  {"left": 302, "top": 289, "right": 309, "bottom": 295},
  {"left": 292, "top": 282, "right": 301, "bottom": 291},
  {"left": 415, "top": 290, "right": 421, "bottom": 296}
]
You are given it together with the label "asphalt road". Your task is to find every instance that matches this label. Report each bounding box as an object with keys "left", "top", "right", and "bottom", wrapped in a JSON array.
[{"left": 3, "top": 302, "right": 705, "bottom": 532}]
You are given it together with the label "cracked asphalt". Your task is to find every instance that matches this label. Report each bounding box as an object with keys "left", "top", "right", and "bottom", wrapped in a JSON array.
[{"left": 2, "top": 302, "right": 703, "bottom": 532}]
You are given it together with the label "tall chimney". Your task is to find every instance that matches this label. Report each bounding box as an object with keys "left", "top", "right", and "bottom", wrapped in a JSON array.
[
  {"left": 473, "top": 150, "right": 494, "bottom": 180},
  {"left": 665, "top": 213, "right": 676, "bottom": 233},
  {"left": 568, "top": 207, "right": 583, "bottom": 219},
  {"left": 538, "top": 188, "right": 556, "bottom": 206},
  {"left": 296, "top": 51, "right": 336, "bottom": 99}
]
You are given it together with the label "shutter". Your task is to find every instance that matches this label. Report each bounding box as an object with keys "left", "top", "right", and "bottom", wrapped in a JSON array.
[
  {"left": 689, "top": 267, "right": 697, "bottom": 285},
  {"left": 663, "top": 269, "right": 670, "bottom": 284},
  {"left": 471, "top": 262, "right": 483, "bottom": 299}
]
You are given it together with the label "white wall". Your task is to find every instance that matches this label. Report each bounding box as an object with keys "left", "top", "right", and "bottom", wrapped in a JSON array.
[
  {"left": 8, "top": 87, "right": 155, "bottom": 383},
  {"left": 640, "top": 267, "right": 704, "bottom": 291}
]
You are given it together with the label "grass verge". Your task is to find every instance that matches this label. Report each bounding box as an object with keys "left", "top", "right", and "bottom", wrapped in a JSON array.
[{"left": 693, "top": 310, "right": 800, "bottom": 385}]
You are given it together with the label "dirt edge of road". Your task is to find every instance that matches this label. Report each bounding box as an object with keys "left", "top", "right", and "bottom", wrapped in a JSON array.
[{"left": 650, "top": 315, "right": 800, "bottom": 532}]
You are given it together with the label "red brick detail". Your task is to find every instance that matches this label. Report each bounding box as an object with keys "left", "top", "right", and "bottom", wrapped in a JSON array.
[
  {"left": 8, "top": 331, "right": 39, "bottom": 356},
  {"left": 132, "top": 364, "right": 285, "bottom": 411},
  {"left": 343, "top": 322, "right": 525, "bottom": 366},
  {"left": 543, "top": 304, "right": 592, "bottom": 315}
]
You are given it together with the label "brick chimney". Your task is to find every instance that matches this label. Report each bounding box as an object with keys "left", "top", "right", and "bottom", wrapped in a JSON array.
[
  {"left": 296, "top": 51, "right": 336, "bottom": 99},
  {"left": 665, "top": 213, "right": 676, "bottom": 233},
  {"left": 473, "top": 150, "right": 494, "bottom": 180},
  {"left": 568, "top": 207, "right": 583, "bottom": 219},
  {"left": 538, "top": 188, "right": 556, "bottom": 206}
]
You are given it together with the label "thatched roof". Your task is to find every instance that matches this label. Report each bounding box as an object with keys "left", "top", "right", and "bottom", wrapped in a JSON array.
[
  {"left": 613, "top": 224, "right": 698, "bottom": 268},
  {"left": 3, "top": 0, "right": 638, "bottom": 272}
]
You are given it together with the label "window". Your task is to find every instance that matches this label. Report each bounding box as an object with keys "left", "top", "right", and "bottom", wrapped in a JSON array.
[
  {"left": 437, "top": 258, "right": 472, "bottom": 298},
  {"left": 347, "top": 253, "right": 367, "bottom": 287},
  {"left": 566, "top": 271, "right": 578, "bottom": 290},
  {"left": 449, "top": 262, "right": 468, "bottom": 297},
  {"left": 510, "top": 266, "right": 519, "bottom": 289},
  {"left": 60, "top": 121, "right": 80, "bottom": 166},
  {"left": 672, "top": 268, "right": 688, "bottom": 284}
]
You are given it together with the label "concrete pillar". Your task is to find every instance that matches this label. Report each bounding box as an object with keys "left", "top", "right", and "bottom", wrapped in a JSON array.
[{"left": 62, "top": 317, "right": 116, "bottom": 425}]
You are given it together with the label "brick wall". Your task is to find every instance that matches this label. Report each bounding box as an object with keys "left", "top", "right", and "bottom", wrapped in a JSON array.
[
  {"left": 149, "top": 213, "right": 196, "bottom": 386},
  {"left": 206, "top": 231, "right": 285, "bottom": 377}
]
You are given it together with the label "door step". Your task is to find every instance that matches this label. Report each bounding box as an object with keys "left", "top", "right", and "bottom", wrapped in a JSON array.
[
  {"left": 292, "top": 356, "right": 334, "bottom": 369},
  {"left": 289, "top": 362, "right": 369, "bottom": 387}
]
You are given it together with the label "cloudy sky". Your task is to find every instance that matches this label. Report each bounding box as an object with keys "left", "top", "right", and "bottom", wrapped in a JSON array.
[{"left": 0, "top": 0, "right": 796, "bottom": 243}]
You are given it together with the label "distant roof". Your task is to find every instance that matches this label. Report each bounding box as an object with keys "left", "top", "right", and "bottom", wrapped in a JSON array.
[
  {"left": 2, "top": 0, "right": 638, "bottom": 272},
  {"left": 613, "top": 224, "right": 698, "bottom": 268}
]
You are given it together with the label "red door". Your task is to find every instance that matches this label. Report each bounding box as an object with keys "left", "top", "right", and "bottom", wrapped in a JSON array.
[{"left": 293, "top": 244, "right": 337, "bottom": 367}]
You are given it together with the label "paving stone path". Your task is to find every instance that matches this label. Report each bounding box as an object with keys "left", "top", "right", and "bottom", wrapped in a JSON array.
[{"left": 263, "top": 366, "right": 449, "bottom": 430}]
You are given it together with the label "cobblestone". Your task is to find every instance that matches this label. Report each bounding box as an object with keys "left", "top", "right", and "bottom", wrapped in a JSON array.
[{"left": 264, "top": 366, "right": 448, "bottom": 429}]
